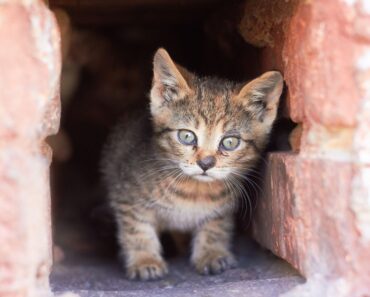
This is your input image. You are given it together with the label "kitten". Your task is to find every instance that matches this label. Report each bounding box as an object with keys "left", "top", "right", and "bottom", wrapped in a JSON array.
[{"left": 101, "top": 48, "right": 283, "bottom": 280}]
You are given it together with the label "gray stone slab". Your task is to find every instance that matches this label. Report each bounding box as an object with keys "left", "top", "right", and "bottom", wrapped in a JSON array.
[{"left": 51, "top": 239, "right": 304, "bottom": 297}]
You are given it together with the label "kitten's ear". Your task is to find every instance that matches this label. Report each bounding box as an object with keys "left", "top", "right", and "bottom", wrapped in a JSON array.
[
  {"left": 150, "top": 48, "right": 193, "bottom": 115},
  {"left": 235, "top": 71, "right": 283, "bottom": 126}
]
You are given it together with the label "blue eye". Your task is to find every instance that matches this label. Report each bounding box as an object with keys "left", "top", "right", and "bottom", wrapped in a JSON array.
[
  {"left": 220, "top": 136, "right": 240, "bottom": 151},
  {"left": 178, "top": 130, "right": 197, "bottom": 145}
]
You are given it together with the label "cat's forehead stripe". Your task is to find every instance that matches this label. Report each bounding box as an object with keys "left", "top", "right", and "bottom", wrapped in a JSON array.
[{"left": 169, "top": 77, "right": 256, "bottom": 133}]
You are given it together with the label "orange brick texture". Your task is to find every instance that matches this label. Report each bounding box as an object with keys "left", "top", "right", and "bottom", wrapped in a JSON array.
[
  {"left": 0, "top": 0, "right": 369, "bottom": 296},
  {"left": 0, "top": 1, "right": 61, "bottom": 297},
  {"left": 240, "top": 0, "right": 370, "bottom": 296}
]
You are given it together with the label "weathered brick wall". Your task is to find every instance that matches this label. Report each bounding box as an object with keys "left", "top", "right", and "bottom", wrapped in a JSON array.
[
  {"left": 0, "top": 1, "right": 61, "bottom": 296},
  {"left": 1, "top": 0, "right": 369, "bottom": 296},
  {"left": 240, "top": 0, "right": 370, "bottom": 296}
]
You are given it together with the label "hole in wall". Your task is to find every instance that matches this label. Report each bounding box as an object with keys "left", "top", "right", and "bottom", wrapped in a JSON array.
[{"left": 48, "top": 0, "right": 303, "bottom": 294}]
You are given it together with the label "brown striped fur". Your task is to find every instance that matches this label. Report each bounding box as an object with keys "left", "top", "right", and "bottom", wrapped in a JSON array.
[{"left": 101, "top": 48, "right": 283, "bottom": 280}]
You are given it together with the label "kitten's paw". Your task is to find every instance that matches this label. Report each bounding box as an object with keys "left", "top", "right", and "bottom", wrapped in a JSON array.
[
  {"left": 193, "top": 250, "right": 237, "bottom": 275},
  {"left": 126, "top": 257, "right": 168, "bottom": 281}
]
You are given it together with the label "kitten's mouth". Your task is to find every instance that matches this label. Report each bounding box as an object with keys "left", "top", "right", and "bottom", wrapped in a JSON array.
[
  {"left": 193, "top": 173, "right": 214, "bottom": 182},
  {"left": 179, "top": 164, "right": 228, "bottom": 182}
]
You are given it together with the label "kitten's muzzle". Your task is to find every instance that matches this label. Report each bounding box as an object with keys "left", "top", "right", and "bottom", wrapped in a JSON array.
[{"left": 196, "top": 156, "right": 216, "bottom": 172}]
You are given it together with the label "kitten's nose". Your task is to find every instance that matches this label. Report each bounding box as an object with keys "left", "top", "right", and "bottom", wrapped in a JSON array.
[{"left": 197, "top": 156, "right": 216, "bottom": 172}]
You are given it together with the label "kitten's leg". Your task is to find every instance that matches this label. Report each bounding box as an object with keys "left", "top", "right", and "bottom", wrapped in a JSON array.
[
  {"left": 191, "top": 213, "right": 237, "bottom": 275},
  {"left": 114, "top": 203, "right": 168, "bottom": 280}
]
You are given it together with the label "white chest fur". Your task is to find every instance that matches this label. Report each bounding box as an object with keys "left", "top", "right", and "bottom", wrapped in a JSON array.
[{"left": 156, "top": 199, "right": 229, "bottom": 231}]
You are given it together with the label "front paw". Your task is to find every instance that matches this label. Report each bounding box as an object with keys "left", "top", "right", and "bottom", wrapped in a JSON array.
[
  {"left": 193, "top": 250, "right": 237, "bottom": 275},
  {"left": 126, "top": 257, "right": 168, "bottom": 281}
]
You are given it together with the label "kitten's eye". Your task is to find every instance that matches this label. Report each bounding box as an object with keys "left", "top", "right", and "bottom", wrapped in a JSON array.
[
  {"left": 178, "top": 130, "right": 197, "bottom": 145},
  {"left": 220, "top": 136, "right": 240, "bottom": 151}
]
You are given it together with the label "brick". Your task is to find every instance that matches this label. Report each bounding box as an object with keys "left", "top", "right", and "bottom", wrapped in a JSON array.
[
  {"left": 288, "top": 124, "right": 302, "bottom": 153},
  {"left": 244, "top": 0, "right": 370, "bottom": 295},
  {"left": 254, "top": 153, "right": 370, "bottom": 296},
  {"left": 0, "top": 1, "right": 61, "bottom": 296},
  {"left": 244, "top": 0, "right": 364, "bottom": 126}
]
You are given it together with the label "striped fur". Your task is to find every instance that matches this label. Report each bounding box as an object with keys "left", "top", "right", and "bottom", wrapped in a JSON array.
[{"left": 101, "top": 48, "right": 283, "bottom": 280}]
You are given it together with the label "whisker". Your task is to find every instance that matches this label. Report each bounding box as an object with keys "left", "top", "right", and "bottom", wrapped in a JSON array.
[
  {"left": 231, "top": 171, "right": 266, "bottom": 199},
  {"left": 162, "top": 169, "right": 184, "bottom": 199},
  {"left": 138, "top": 166, "right": 178, "bottom": 180},
  {"left": 227, "top": 174, "right": 254, "bottom": 227}
]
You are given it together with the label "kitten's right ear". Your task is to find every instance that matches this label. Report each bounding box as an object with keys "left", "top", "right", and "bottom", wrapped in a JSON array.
[
  {"left": 235, "top": 71, "right": 283, "bottom": 128},
  {"left": 150, "top": 48, "right": 192, "bottom": 115}
]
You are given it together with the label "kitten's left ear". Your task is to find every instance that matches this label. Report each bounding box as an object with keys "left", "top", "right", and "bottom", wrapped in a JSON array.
[
  {"left": 150, "top": 48, "right": 193, "bottom": 116},
  {"left": 235, "top": 71, "right": 283, "bottom": 126}
]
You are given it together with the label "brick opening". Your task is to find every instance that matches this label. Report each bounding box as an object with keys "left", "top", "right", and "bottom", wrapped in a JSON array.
[
  {"left": 1, "top": 0, "right": 369, "bottom": 296},
  {"left": 47, "top": 0, "right": 303, "bottom": 295}
]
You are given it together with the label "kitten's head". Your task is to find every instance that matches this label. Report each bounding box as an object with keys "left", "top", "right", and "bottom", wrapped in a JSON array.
[{"left": 150, "top": 48, "right": 283, "bottom": 182}]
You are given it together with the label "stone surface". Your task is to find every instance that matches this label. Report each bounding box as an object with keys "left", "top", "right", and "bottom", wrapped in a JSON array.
[
  {"left": 51, "top": 238, "right": 304, "bottom": 297},
  {"left": 0, "top": 1, "right": 61, "bottom": 296},
  {"left": 240, "top": 0, "right": 370, "bottom": 296}
]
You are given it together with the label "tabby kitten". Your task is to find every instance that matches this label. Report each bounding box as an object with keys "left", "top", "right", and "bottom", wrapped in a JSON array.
[{"left": 101, "top": 48, "right": 283, "bottom": 280}]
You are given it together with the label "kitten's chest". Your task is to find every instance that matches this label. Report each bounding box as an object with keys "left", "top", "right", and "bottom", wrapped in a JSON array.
[{"left": 151, "top": 179, "right": 232, "bottom": 230}]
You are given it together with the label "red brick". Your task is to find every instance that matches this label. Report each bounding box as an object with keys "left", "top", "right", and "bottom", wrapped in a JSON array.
[
  {"left": 254, "top": 153, "right": 370, "bottom": 296},
  {"left": 0, "top": 1, "right": 61, "bottom": 296},
  {"left": 245, "top": 0, "right": 370, "bottom": 295},
  {"left": 259, "top": 0, "right": 364, "bottom": 126}
]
